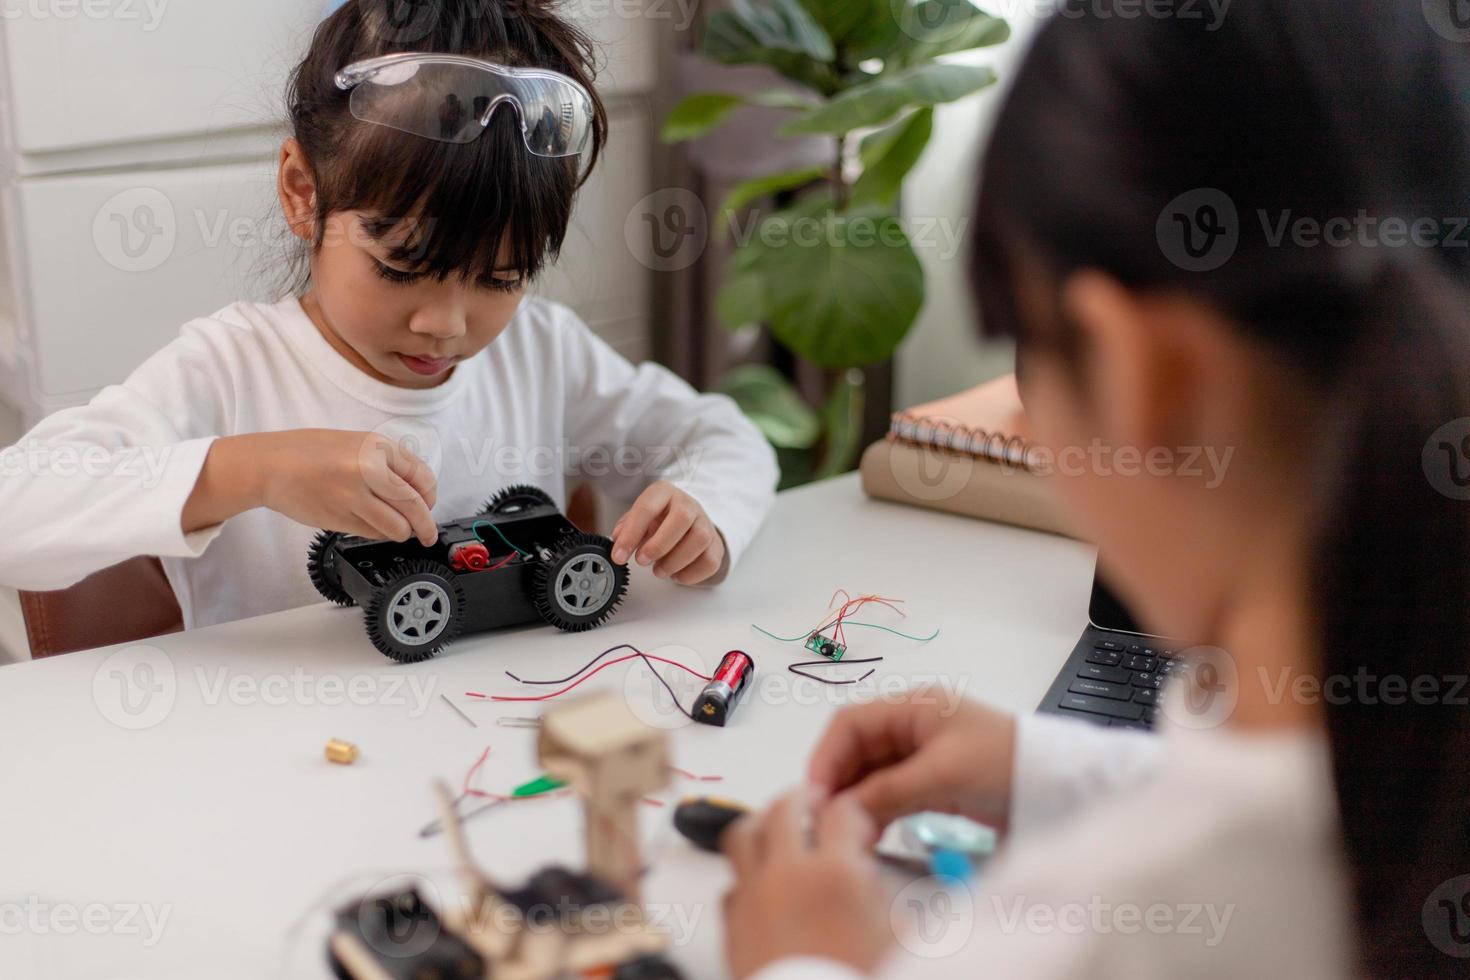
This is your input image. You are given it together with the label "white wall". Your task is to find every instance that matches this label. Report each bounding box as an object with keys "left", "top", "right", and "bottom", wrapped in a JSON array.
[
  {"left": 0, "top": 398, "right": 24, "bottom": 662},
  {"left": 894, "top": 6, "right": 1043, "bottom": 408}
]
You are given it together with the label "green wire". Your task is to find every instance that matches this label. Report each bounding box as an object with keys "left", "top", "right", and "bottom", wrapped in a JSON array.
[
  {"left": 751, "top": 622, "right": 940, "bottom": 644},
  {"left": 472, "top": 521, "right": 531, "bottom": 557}
]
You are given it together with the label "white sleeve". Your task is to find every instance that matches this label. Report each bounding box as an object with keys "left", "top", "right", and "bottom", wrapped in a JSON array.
[
  {"left": 0, "top": 323, "right": 232, "bottom": 591},
  {"left": 557, "top": 311, "right": 778, "bottom": 570},
  {"left": 1008, "top": 713, "right": 1166, "bottom": 836}
]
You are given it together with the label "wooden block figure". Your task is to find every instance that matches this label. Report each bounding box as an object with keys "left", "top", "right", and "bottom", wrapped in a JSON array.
[{"left": 539, "top": 693, "right": 670, "bottom": 901}]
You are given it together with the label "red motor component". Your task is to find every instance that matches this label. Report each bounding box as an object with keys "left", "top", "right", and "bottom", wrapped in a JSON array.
[{"left": 449, "top": 541, "right": 491, "bottom": 572}]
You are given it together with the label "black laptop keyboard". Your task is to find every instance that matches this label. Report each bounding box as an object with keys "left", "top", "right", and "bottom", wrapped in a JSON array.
[{"left": 1057, "top": 639, "right": 1185, "bottom": 729}]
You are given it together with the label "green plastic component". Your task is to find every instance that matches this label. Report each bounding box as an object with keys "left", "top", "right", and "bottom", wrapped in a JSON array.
[
  {"left": 512, "top": 774, "right": 567, "bottom": 798},
  {"left": 805, "top": 633, "right": 846, "bottom": 661}
]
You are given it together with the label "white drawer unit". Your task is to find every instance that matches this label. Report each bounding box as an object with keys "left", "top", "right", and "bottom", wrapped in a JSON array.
[
  {"left": 0, "top": 2, "right": 665, "bottom": 427},
  {"left": 4, "top": 158, "right": 281, "bottom": 404},
  {"left": 0, "top": 1, "right": 318, "bottom": 160}
]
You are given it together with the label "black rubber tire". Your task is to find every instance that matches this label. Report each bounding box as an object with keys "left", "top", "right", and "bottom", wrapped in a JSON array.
[
  {"left": 532, "top": 532, "right": 628, "bottom": 632},
  {"left": 482, "top": 483, "right": 556, "bottom": 515},
  {"left": 307, "top": 530, "right": 355, "bottom": 607},
  {"left": 363, "top": 560, "right": 466, "bottom": 663}
]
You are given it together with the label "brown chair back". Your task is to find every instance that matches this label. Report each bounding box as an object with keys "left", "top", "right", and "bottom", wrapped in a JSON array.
[{"left": 20, "top": 556, "right": 184, "bottom": 659}]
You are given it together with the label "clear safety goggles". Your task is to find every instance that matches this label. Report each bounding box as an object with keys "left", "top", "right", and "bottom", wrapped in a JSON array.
[{"left": 334, "top": 53, "right": 594, "bottom": 158}]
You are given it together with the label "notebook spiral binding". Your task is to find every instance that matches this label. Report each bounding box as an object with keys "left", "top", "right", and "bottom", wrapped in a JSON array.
[{"left": 889, "top": 413, "right": 1036, "bottom": 470}]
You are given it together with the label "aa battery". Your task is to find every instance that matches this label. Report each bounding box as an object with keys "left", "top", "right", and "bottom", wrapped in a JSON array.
[{"left": 693, "top": 650, "right": 755, "bottom": 727}]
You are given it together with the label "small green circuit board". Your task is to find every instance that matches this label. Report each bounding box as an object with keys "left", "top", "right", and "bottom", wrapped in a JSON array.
[{"left": 806, "top": 633, "right": 846, "bottom": 661}]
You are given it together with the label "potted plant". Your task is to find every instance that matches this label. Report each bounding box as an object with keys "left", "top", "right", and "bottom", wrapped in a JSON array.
[{"left": 663, "top": 0, "right": 1009, "bottom": 486}]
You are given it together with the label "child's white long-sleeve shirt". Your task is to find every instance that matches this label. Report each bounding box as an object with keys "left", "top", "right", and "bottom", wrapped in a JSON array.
[{"left": 0, "top": 295, "right": 778, "bottom": 630}]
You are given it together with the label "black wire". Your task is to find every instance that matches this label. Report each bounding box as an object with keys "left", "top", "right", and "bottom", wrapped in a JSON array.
[
  {"left": 417, "top": 792, "right": 508, "bottom": 839},
  {"left": 504, "top": 643, "right": 694, "bottom": 719},
  {"left": 634, "top": 652, "right": 694, "bottom": 719},
  {"left": 788, "top": 657, "right": 883, "bottom": 686},
  {"left": 505, "top": 643, "right": 643, "bottom": 684}
]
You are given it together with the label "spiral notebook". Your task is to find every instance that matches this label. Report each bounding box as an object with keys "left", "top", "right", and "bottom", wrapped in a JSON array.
[
  {"left": 888, "top": 375, "right": 1041, "bottom": 471},
  {"left": 863, "top": 375, "right": 1075, "bottom": 538}
]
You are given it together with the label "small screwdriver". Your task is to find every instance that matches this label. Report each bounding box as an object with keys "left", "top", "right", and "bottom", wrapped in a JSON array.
[{"left": 673, "top": 796, "right": 751, "bottom": 852}]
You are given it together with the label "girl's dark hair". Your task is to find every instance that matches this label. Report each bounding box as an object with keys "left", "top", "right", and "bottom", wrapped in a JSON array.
[
  {"left": 973, "top": 2, "right": 1470, "bottom": 973},
  {"left": 284, "top": 0, "right": 608, "bottom": 289}
]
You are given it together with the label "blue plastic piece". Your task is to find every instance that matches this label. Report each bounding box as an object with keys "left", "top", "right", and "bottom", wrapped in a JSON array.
[{"left": 929, "top": 847, "right": 974, "bottom": 882}]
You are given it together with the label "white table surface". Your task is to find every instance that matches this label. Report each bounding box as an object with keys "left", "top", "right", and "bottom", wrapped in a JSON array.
[{"left": 0, "top": 473, "right": 1096, "bottom": 979}]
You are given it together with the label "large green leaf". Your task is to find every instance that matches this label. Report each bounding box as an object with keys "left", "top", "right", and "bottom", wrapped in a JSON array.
[
  {"left": 703, "top": 0, "right": 837, "bottom": 91},
  {"left": 662, "top": 89, "right": 820, "bottom": 143},
  {"left": 801, "top": 0, "right": 902, "bottom": 55},
  {"left": 715, "top": 244, "right": 768, "bottom": 329},
  {"left": 896, "top": 0, "right": 1010, "bottom": 64},
  {"left": 719, "top": 364, "right": 822, "bottom": 449},
  {"left": 851, "top": 107, "right": 933, "bottom": 208},
  {"left": 662, "top": 93, "right": 746, "bottom": 143},
  {"left": 858, "top": 0, "right": 1010, "bottom": 65},
  {"left": 779, "top": 62, "right": 995, "bottom": 136},
  {"left": 719, "top": 165, "right": 829, "bottom": 226},
  {"left": 740, "top": 202, "right": 925, "bottom": 367},
  {"left": 734, "top": 0, "right": 835, "bottom": 59}
]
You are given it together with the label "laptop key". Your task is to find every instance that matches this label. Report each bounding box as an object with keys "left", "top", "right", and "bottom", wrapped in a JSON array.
[
  {"left": 1067, "top": 679, "right": 1133, "bottom": 701},
  {"left": 1086, "top": 649, "right": 1123, "bottom": 667},
  {"left": 1094, "top": 639, "right": 1124, "bottom": 652},
  {"left": 1125, "top": 655, "right": 1157, "bottom": 672},
  {"left": 1133, "top": 688, "right": 1159, "bottom": 706},
  {"left": 1058, "top": 693, "right": 1145, "bottom": 722},
  {"left": 1132, "top": 672, "right": 1156, "bottom": 686},
  {"left": 1077, "top": 663, "right": 1130, "bottom": 684}
]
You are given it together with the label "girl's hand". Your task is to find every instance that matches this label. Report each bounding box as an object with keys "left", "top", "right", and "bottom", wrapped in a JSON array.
[
  {"left": 723, "top": 790, "right": 891, "bottom": 979},
  {"left": 610, "top": 481, "right": 727, "bottom": 585},
  {"left": 807, "top": 696, "right": 1018, "bottom": 832},
  {"left": 184, "top": 430, "right": 439, "bottom": 545}
]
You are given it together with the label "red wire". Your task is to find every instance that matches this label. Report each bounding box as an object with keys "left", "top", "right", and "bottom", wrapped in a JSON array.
[
  {"left": 459, "top": 748, "right": 722, "bottom": 823},
  {"left": 822, "top": 593, "right": 906, "bottom": 648},
  {"left": 670, "top": 767, "right": 723, "bottom": 782},
  {"left": 485, "top": 652, "right": 711, "bottom": 702},
  {"left": 462, "top": 746, "right": 496, "bottom": 799}
]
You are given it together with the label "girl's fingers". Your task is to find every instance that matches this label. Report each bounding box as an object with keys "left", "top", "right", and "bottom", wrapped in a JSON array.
[
  {"left": 637, "top": 502, "right": 697, "bottom": 567},
  {"left": 354, "top": 497, "right": 413, "bottom": 543},
  {"left": 374, "top": 482, "right": 437, "bottom": 546},
  {"left": 389, "top": 446, "right": 438, "bottom": 512},
  {"left": 672, "top": 550, "right": 724, "bottom": 585},
  {"left": 757, "top": 789, "right": 820, "bottom": 861},
  {"left": 653, "top": 521, "right": 716, "bottom": 578},
  {"left": 844, "top": 757, "right": 940, "bottom": 830},
  {"left": 817, "top": 795, "right": 879, "bottom": 857},
  {"left": 612, "top": 483, "right": 673, "bottom": 564},
  {"left": 340, "top": 514, "right": 387, "bottom": 541},
  {"left": 723, "top": 815, "right": 760, "bottom": 877},
  {"left": 806, "top": 702, "right": 918, "bottom": 797}
]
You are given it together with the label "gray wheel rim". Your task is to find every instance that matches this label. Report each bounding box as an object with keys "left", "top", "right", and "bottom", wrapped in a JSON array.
[
  {"left": 386, "top": 579, "right": 451, "bottom": 646},
  {"left": 554, "top": 554, "right": 615, "bottom": 617}
]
